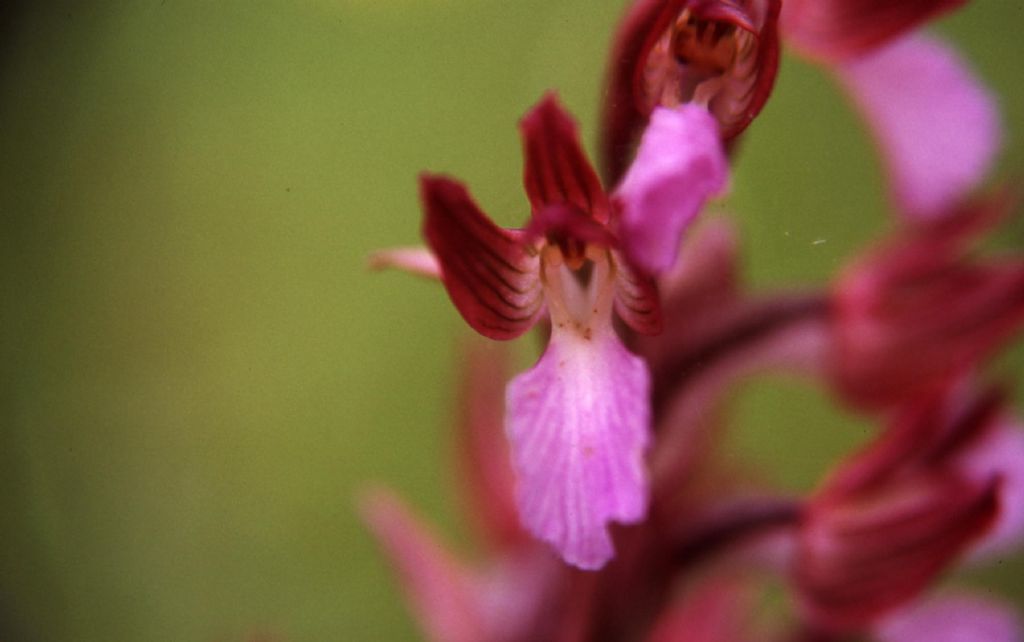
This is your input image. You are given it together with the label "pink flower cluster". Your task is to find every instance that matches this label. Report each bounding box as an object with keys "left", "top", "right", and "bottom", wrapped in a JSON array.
[{"left": 367, "top": 0, "right": 1024, "bottom": 639}]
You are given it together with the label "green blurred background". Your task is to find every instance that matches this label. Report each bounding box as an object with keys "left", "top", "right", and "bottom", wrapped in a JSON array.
[{"left": 1, "top": 1, "right": 1021, "bottom": 640}]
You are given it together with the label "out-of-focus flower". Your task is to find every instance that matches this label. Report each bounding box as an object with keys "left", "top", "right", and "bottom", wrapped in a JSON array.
[
  {"left": 834, "top": 34, "right": 1000, "bottom": 222},
  {"left": 793, "top": 383, "right": 1004, "bottom": 633},
  {"left": 360, "top": 487, "right": 561, "bottom": 642},
  {"left": 361, "top": 343, "right": 565, "bottom": 642},
  {"left": 376, "top": 93, "right": 726, "bottom": 569},
  {"left": 781, "top": 1, "right": 999, "bottom": 223},
  {"left": 601, "top": 0, "right": 780, "bottom": 182},
  {"left": 830, "top": 193, "right": 1024, "bottom": 410},
  {"left": 872, "top": 593, "right": 1024, "bottom": 642}
]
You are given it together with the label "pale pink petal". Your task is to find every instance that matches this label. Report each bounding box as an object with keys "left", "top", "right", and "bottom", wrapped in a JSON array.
[
  {"left": 962, "top": 421, "right": 1024, "bottom": 560},
  {"left": 367, "top": 246, "right": 441, "bottom": 280},
  {"left": 614, "top": 105, "right": 728, "bottom": 275},
  {"left": 874, "top": 594, "right": 1024, "bottom": 642},
  {"left": 505, "top": 327, "right": 651, "bottom": 570},
  {"left": 358, "top": 488, "right": 487, "bottom": 642},
  {"left": 835, "top": 34, "right": 1001, "bottom": 222}
]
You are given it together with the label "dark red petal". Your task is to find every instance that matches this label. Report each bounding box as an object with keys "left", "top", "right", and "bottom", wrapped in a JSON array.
[
  {"left": 797, "top": 475, "right": 999, "bottom": 632},
  {"left": 613, "top": 251, "right": 664, "bottom": 335},
  {"left": 520, "top": 93, "right": 611, "bottom": 224},
  {"left": 781, "top": 0, "right": 967, "bottom": 62},
  {"left": 421, "top": 174, "right": 543, "bottom": 340}
]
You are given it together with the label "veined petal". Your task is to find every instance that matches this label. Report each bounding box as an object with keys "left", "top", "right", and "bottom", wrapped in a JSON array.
[
  {"left": 520, "top": 94, "right": 611, "bottom": 224},
  {"left": 797, "top": 475, "right": 999, "bottom": 631},
  {"left": 614, "top": 105, "right": 728, "bottom": 275},
  {"left": 781, "top": 0, "right": 967, "bottom": 63},
  {"left": 421, "top": 174, "right": 544, "bottom": 340},
  {"left": 613, "top": 250, "right": 664, "bottom": 335},
  {"left": 873, "top": 594, "right": 1024, "bottom": 642},
  {"left": 835, "top": 34, "right": 1001, "bottom": 222},
  {"left": 505, "top": 325, "right": 652, "bottom": 570}
]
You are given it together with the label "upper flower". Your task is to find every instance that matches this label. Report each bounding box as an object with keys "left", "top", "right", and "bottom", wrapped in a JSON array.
[{"left": 601, "top": 0, "right": 780, "bottom": 183}]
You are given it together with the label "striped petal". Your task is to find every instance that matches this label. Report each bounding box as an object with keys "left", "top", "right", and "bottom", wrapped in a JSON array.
[
  {"left": 520, "top": 93, "right": 611, "bottom": 224},
  {"left": 421, "top": 174, "right": 543, "bottom": 340}
]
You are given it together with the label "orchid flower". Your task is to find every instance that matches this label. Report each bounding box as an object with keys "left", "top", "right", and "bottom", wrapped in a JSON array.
[
  {"left": 830, "top": 192, "right": 1024, "bottom": 410},
  {"left": 602, "top": 0, "right": 781, "bottom": 182},
  {"left": 794, "top": 383, "right": 1004, "bottom": 632},
  {"left": 376, "top": 93, "right": 726, "bottom": 569}
]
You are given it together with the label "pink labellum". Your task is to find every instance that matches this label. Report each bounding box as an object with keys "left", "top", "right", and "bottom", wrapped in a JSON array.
[
  {"left": 835, "top": 34, "right": 1001, "bottom": 222},
  {"left": 615, "top": 105, "right": 728, "bottom": 275},
  {"left": 421, "top": 174, "right": 544, "bottom": 340},
  {"left": 781, "top": 0, "right": 967, "bottom": 63},
  {"left": 506, "top": 325, "right": 652, "bottom": 570},
  {"left": 874, "top": 594, "right": 1024, "bottom": 642}
]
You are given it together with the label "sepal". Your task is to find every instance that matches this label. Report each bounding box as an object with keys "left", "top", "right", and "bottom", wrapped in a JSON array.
[{"left": 421, "top": 174, "right": 544, "bottom": 340}]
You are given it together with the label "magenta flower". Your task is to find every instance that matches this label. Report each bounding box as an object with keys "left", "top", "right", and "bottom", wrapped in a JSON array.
[{"left": 379, "top": 93, "right": 727, "bottom": 569}]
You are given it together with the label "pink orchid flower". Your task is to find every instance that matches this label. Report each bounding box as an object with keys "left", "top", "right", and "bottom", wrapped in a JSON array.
[
  {"left": 601, "top": 0, "right": 781, "bottom": 183},
  {"left": 377, "top": 93, "right": 726, "bottom": 569}
]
